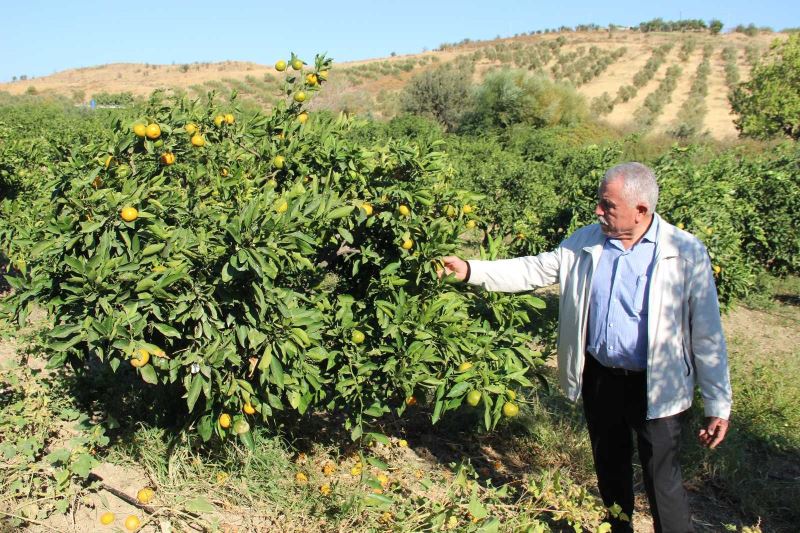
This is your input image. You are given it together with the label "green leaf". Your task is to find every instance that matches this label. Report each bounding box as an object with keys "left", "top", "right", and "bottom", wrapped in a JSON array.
[
  {"left": 154, "top": 322, "right": 181, "bottom": 338},
  {"left": 468, "top": 487, "right": 489, "bottom": 519},
  {"left": 49, "top": 324, "right": 82, "bottom": 339},
  {"left": 48, "top": 335, "right": 83, "bottom": 352},
  {"left": 363, "top": 403, "right": 386, "bottom": 417},
  {"left": 338, "top": 227, "right": 354, "bottom": 244},
  {"left": 238, "top": 430, "right": 255, "bottom": 451},
  {"left": 70, "top": 453, "right": 96, "bottom": 478},
  {"left": 80, "top": 220, "right": 104, "bottom": 234},
  {"left": 186, "top": 375, "right": 204, "bottom": 412},
  {"left": 198, "top": 415, "right": 212, "bottom": 442},
  {"left": 142, "top": 242, "right": 166, "bottom": 256},
  {"left": 270, "top": 356, "right": 284, "bottom": 388},
  {"left": 365, "top": 432, "right": 390, "bottom": 446},
  {"left": 184, "top": 496, "right": 216, "bottom": 514},
  {"left": 366, "top": 457, "right": 389, "bottom": 470},
  {"left": 64, "top": 256, "right": 83, "bottom": 273},
  {"left": 327, "top": 205, "right": 355, "bottom": 219},
  {"left": 446, "top": 381, "right": 472, "bottom": 398},
  {"left": 380, "top": 262, "right": 401, "bottom": 276},
  {"left": 45, "top": 448, "right": 71, "bottom": 465},
  {"left": 139, "top": 365, "right": 158, "bottom": 384},
  {"left": 363, "top": 492, "right": 393, "bottom": 506},
  {"left": 477, "top": 517, "right": 500, "bottom": 533}
]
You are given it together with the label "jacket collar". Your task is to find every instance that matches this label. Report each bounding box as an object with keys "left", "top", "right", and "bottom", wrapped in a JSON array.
[{"left": 653, "top": 213, "right": 680, "bottom": 260}]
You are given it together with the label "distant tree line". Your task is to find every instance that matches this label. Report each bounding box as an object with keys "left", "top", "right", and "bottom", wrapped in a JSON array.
[{"left": 638, "top": 18, "right": 723, "bottom": 34}]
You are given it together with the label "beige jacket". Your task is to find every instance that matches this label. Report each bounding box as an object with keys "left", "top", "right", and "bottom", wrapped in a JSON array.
[{"left": 468, "top": 214, "right": 732, "bottom": 420}]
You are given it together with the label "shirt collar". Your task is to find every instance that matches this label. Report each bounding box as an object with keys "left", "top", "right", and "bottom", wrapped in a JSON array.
[
  {"left": 606, "top": 215, "right": 659, "bottom": 251},
  {"left": 641, "top": 215, "right": 659, "bottom": 243}
]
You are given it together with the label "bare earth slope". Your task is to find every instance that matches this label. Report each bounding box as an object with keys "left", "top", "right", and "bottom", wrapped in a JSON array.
[{"left": 0, "top": 30, "right": 783, "bottom": 140}]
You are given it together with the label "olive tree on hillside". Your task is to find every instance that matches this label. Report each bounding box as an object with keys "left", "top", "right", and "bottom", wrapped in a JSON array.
[
  {"left": 730, "top": 34, "right": 800, "bottom": 140},
  {"left": 399, "top": 65, "right": 473, "bottom": 131},
  {"left": 460, "top": 70, "right": 588, "bottom": 132}
]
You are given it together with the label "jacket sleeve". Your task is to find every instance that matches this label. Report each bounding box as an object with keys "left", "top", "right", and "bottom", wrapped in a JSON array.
[
  {"left": 687, "top": 245, "right": 733, "bottom": 419},
  {"left": 466, "top": 249, "right": 562, "bottom": 293}
]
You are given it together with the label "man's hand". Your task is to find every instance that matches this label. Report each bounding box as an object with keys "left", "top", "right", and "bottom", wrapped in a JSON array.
[
  {"left": 437, "top": 256, "right": 469, "bottom": 282},
  {"left": 698, "top": 417, "right": 729, "bottom": 449}
]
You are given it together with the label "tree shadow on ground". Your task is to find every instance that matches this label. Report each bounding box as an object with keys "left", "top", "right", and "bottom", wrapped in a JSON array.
[{"left": 682, "top": 399, "right": 800, "bottom": 532}]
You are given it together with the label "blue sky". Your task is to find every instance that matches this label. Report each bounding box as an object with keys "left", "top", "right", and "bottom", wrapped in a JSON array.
[{"left": 1, "top": 1, "right": 798, "bottom": 82}]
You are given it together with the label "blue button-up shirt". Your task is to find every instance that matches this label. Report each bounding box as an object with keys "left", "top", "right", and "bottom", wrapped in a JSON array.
[{"left": 587, "top": 217, "right": 658, "bottom": 371}]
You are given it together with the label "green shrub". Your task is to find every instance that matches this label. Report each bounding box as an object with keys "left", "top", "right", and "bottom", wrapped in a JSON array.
[
  {"left": 731, "top": 34, "right": 800, "bottom": 140},
  {"left": 399, "top": 65, "right": 473, "bottom": 131},
  {"left": 460, "top": 70, "right": 588, "bottom": 132}
]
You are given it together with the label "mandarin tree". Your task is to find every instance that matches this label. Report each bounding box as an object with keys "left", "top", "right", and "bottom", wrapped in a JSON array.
[{"left": 4, "top": 53, "right": 544, "bottom": 445}]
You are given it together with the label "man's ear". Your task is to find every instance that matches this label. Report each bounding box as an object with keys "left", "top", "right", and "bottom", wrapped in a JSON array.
[{"left": 636, "top": 203, "right": 649, "bottom": 219}]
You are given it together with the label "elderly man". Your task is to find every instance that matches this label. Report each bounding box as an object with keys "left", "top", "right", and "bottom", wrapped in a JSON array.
[{"left": 441, "top": 162, "right": 731, "bottom": 532}]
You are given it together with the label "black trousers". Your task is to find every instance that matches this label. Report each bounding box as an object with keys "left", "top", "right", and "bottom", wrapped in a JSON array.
[{"left": 582, "top": 353, "right": 694, "bottom": 533}]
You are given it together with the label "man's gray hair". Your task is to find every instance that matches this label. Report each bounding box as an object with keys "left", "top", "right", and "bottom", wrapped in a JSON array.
[{"left": 601, "top": 162, "right": 659, "bottom": 214}]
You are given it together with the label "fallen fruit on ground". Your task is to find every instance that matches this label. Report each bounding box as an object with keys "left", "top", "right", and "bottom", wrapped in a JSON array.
[
  {"left": 124, "top": 515, "right": 141, "bottom": 531},
  {"left": 136, "top": 487, "right": 154, "bottom": 504},
  {"left": 100, "top": 512, "right": 115, "bottom": 525}
]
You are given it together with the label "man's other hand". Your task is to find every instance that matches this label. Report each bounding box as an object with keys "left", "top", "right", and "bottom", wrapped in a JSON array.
[
  {"left": 438, "top": 256, "right": 469, "bottom": 281},
  {"left": 698, "top": 417, "right": 729, "bottom": 449}
]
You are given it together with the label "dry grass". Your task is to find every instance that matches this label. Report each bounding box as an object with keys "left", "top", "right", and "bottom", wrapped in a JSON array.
[{"left": 0, "top": 30, "right": 784, "bottom": 140}]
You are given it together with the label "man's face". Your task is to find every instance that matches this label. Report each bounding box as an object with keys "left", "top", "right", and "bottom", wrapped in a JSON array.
[{"left": 595, "top": 178, "right": 642, "bottom": 238}]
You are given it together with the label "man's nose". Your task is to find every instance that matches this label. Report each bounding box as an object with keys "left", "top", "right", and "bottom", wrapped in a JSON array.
[{"left": 595, "top": 204, "right": 604, "bottom": 216}]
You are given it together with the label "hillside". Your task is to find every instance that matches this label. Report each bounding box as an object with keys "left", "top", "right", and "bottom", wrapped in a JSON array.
[{"left": 0, "top": 29, "right": 785, "bottom": 139}]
